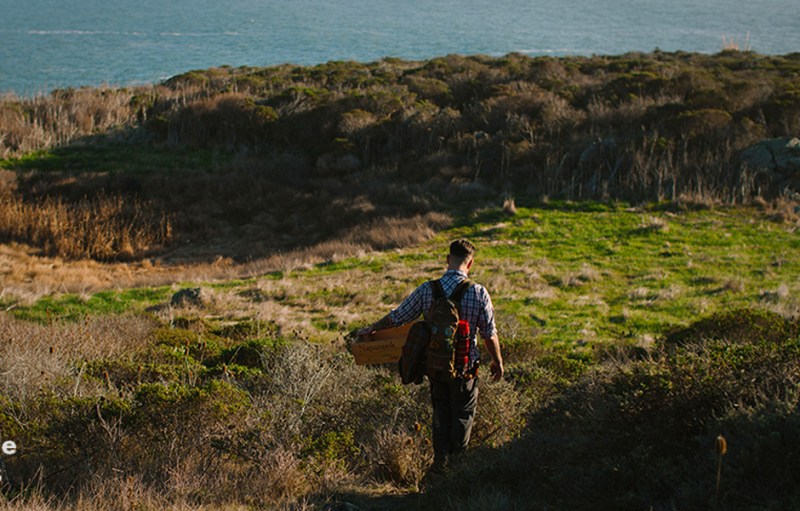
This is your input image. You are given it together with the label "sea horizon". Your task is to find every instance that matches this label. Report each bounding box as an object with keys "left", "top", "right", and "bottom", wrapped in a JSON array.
[{"left": 1, "top": 0, "right": 798, "bottom": 97}]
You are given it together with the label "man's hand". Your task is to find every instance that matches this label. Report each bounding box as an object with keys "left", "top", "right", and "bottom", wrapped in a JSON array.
[
  {"left": 483, "top": 333, "right": 504, "bottom": 382},
  {"left": 490, "top": 360, "right": 504, "bottom": 382},
  {"left": 357, "top": 314, "right": 395, "bottom": 340},
  {"left": 356, "top": 326, "right": 374, "bottom": 338}
]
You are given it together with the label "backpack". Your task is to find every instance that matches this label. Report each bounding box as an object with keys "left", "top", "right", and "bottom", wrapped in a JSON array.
[{"left": 398, "top": 279, "right": 472, "bottom": 384}]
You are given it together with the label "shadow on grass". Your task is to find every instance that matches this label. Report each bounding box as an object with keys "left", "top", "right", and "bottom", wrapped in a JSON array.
[
  {"left": 329, "top": 491, "right": 422, "bottom": 511},
  {"left": 2, "top": 140, "right": 466, "bottom": 264},
  {"left": 376, "top": 309, "right": 800, "bottom": 511},
  {"left": 1, "top": 142, "right": 231, "bottom": 175}
]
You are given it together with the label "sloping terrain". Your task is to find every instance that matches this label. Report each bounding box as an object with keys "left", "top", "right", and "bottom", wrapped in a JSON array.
[{"left": 0, "top": 203, "right": 797, "bottom": 510}]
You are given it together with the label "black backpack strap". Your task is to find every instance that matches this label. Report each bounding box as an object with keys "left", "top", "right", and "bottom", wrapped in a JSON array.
[
  {"left": 431, "top": 279, "right": 446, "bottom": 300},
  {"left": 424, "top": 280, "right": 445, "bottom": 321},
  {"left": 450, "top": 279, "right": 473, "bottom": 305},
  {"left": 425, "top": 279, "right": 471, "bottom": 320}
]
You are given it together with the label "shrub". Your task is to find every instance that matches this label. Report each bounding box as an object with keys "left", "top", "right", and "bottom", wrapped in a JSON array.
[
  {"left": 402, "top": 75, "right": 452, "bottom": 105},
  {"left": 672, "top": 108, "right": 733, "bottom": 138},
  {"left": 421, "top": 308, "right": 800, "bottom": 510},
  {"left": 663, "top": 308, "right": 800, "bottom": 346},
  {"left": 760, "top": 90, "right": 800, "bottom": 135},
  {"left": 210, "top": 337, "right": 286, "bottom": 370},
  {"left": 369, "top": 428, "right": 429, "bottom": 488},
  {"left": 167, "top": 93, "right": 274, "bottom": 149}
]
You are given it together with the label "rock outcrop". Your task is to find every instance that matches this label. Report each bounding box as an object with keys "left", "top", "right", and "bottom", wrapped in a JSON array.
[
  {"left": 740, "top": 137, "right": 800, "bottom": 193},
  {"left": 170, "top": 288, "right": 210, "bottom": 308}
]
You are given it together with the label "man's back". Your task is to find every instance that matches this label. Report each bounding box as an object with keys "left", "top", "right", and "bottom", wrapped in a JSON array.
[{"left": 389, "top": 269, "right": 496, "bottom": 371}]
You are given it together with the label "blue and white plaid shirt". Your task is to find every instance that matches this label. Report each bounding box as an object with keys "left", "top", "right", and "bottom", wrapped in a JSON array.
[{"left": 389, "top": 269, "right": 496, "bottom": 370}]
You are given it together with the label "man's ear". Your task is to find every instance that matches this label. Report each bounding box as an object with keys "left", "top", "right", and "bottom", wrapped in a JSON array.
[{"left": 466, "top": 257, "right": 474, "bottom": 270}]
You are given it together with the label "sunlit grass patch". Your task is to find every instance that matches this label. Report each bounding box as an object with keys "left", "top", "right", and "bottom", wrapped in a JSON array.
[
  {"left": 7, "top": 202, "right": 798, "bottom": 351},
  {"left": 440, "top": 204, "right": 799, "bottom": 346},
  {"left": 10, "top": 286, "right": 172, "bottom": 322}
]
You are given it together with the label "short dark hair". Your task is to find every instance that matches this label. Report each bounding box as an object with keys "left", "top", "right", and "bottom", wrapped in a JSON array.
[{"left": 449, "top": 239, "right": 476, "bottom": 259}]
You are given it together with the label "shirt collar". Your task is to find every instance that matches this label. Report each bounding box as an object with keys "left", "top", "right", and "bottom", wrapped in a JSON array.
[{"left": 443, "top": 269, "right": 468, "bottom": 279}]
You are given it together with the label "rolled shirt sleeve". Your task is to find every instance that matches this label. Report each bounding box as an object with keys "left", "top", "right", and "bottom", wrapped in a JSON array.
[{"left": 474, "top": 284, "right": 497, "bottom": 340}]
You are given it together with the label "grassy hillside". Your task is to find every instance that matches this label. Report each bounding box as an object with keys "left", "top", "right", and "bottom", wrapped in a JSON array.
[
  {"left": 4, "top": 202, "right": 798, "bottom": 344},
  {"left": 1, "top": 50, "right": 799, "bottom": 265},
  {"left": 0, "top": 203, "right": 798, "bottom": 510},
  {"left": 0, "top": 50, "right": 798, "bottom": 509}
]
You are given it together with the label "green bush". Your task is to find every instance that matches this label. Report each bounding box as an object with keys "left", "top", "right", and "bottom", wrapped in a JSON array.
[
  {"left": 402, "top": 75, "right": 452, "bottom": 105},
  {"left": 664, "top": 308, "right": 800, "bottom": 346},
  {"left": 672, "top": 108, "right": 733, "bottom": 137},
  {"left": 761, "top": 90, "right": 800, "bottom": 135},
  {"left": 209, "top": 337, "right": 286, "bottom": 370},
  {"left": 210, "top": 319, "right": 280, "bottom": 342},
  {"left": 421, "top": 308, "right": 800, "bottom": 510},
  {"left": 153, "top": 326, "right": 224, "bottom": 363},
  {"left": 601, "top": 71, "right": 670, "bottom": 104}
]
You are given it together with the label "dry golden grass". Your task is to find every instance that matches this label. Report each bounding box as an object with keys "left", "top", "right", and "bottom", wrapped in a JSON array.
[
  {"left": 556, "top": 263, "right": 603, "bottom": 289},
  {"left": 0, "top": 87, "right": 140, "bottom": 158},
  {"left": 638, "top": 215, "right": 669, "bottom": 233},
  {"left": 0, "top": 474, "right": 299, "bottom": 510},
  {"left": 0, "top": 242, "right": 186, "bottom": 303},
  {"left": 0, "top": 191, "right": 172, "bottom": 261},
  {"left": 760, "top": 282, "right": 800, "bottom": 318},
  {"left": 627, "top": 284, "right": 683, "bottom": 305},
  {"left": 340, "top": 212, "right": 451, "bottom": 249},
  {"left": 0, "top": 313, "right": 156, "bottom": 400},
  {"left": 0, "top": 209, "right": 449, "bottom": 307},
  {"left": 755, "top": 195, "right": 800, "bottom": 225},
  {"left": 370, "top": 429, "right": 430, "bottom": 489},
  {"left": 721, "top": 32, "right": 752, "bottom": 52}
]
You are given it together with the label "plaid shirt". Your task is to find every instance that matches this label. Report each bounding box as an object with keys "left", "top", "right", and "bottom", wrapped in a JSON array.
[{"left": 389, "top": 269, "right": 496, "bottom": 370}]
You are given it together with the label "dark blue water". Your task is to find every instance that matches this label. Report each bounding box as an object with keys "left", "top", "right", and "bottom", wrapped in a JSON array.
[{"left": 1, "top": 0, "right": 797, "bottom": 96}]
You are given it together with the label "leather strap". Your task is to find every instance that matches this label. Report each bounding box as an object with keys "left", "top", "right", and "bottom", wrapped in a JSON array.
[
  {"left": 425, "top": 278, "right": 473, "bottom": 320},
  {"left": 449, "top": 279, "right": 473, "bottom": 304}
]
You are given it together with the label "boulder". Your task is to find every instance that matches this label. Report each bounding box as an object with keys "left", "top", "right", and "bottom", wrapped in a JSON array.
[
  {"left": 170, "top": 288, "right": 210, "bottom": 308},
  {"left": 739, "top": 137, "right": 800, "bottom": 192}
]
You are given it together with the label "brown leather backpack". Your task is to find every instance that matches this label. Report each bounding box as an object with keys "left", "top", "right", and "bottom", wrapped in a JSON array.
[{"left": 398, "top": 279, "right": 472, "bottom": 384}]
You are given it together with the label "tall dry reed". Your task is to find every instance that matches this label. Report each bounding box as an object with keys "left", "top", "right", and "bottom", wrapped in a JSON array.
[{"left": 0, "top": 192, "right": 172, "bottom": 260}]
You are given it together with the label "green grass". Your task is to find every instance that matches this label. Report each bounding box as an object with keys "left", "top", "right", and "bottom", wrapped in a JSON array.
[
  {"left": 207, "top": 278, "right": 258, "bottom": 290},
  {"left": 11, "top": 286, "right": 172, "bottom": 322},
  {"left": 409, "top": 203, "right": 797, "bottom": 347},
  {"left": 305, "top": 255, "right": 389, "bottom": 276},
  {"left": 8, "top": 203, "right": 798, "bottom": 352},
  {"left": 464, "top": 205, "right": 798, "bottom": 346}
]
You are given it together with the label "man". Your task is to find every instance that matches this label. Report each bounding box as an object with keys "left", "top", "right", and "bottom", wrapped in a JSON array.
[{"left": 358, "top": 239, "right": 504, "bottom": 471}]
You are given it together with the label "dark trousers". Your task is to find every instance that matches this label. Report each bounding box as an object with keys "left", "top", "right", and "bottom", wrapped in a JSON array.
[{"left": 430, "top": 377, "right": 478, "bottom": 464}]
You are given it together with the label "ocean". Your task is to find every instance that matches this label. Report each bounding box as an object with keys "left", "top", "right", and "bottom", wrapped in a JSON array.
[{"left": 1, "top": 0, "right": 798, "bottom": 97}]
